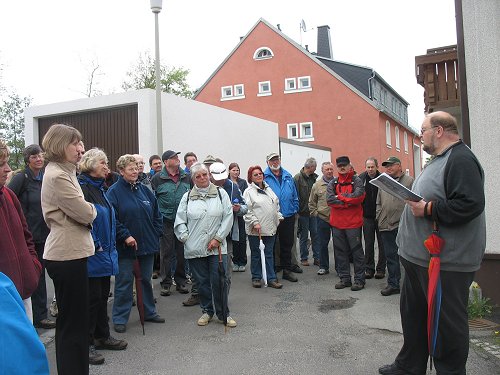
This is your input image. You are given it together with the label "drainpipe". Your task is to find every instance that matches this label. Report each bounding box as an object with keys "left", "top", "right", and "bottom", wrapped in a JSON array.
[{"left": 368, "top": 69, "right": 376, "bottom": 100}]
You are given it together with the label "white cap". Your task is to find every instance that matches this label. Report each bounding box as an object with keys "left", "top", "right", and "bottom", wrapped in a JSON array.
[{"left": 209, "top": 162, "right": 228, "bottom": 181}]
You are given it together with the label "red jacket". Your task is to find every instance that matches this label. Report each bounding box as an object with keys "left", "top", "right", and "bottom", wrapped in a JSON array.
[
  {"left": 327, "top": 170, "right": 365, "bottom": 229},
  {"left": 0, "top": 186, "right": 41, "bottom": 299}
]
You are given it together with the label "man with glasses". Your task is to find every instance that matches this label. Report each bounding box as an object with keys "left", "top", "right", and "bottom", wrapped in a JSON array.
[
  {"left": 264, "top": 152, "right": 299, "bottom": 282},
  {"left": 134, "top": 154, "right": 153, "bottom": 193},
  {"left": 327, "top": 156, "right": 366, "bottom": 291},
  {"left": 379, "top": 112, "right": 486, "bottom": 375},
  {"left": 376, "top": 157, "right": 413, "bottom": 296},
  {"left": 151, "top": 150, "right": 191, "bottom": 297}
]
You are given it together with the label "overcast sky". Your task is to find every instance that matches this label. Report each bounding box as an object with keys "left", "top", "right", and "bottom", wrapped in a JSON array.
[{"left": 0, "top": 0, "right": 457, "bottom": 130}]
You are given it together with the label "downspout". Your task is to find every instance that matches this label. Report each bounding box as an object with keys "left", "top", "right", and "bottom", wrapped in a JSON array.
[{"left": 368, "top": 69, "right": 376, "bottom": 100}]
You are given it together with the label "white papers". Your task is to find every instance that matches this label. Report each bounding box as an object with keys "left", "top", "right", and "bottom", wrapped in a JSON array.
[{"left": 369, "top": 173, "right": 423, "bottom": 202}]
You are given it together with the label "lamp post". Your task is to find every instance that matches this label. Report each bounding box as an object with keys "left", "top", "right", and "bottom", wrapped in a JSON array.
[{"left": 151, "top": 0, "right": 163, "bottom": 154}]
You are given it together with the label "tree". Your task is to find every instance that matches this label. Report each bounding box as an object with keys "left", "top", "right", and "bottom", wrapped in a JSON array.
[
  {"left": 122, "top": 52, "right": 193, "bottom": 98},
  {"left": 80, "top": 56, "right": 104, "bottom": 97},
  {"left": 0, "top": 92, "right": 32, "bottom": 170}
]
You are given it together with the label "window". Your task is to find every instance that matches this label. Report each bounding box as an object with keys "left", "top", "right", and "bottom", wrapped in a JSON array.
[
  {"left": 258, "top": 81, "right": 272, "bottom": 96},
  {"left": 220, "top": 84, "right": 245, "bottom": 101},
  {"left": 404, "top": 132, "right": 409, "bottom": 153},
  {"left": 253, "top": 47, "right": 274, "bottom": 60},
  {"left": 395, "top": 127, "right": 400, "bottom": 150},
  {"left": 287, "top": 123, "right": 298, "bottom": 139},
  {"left": 298, "top": 76, "right": 311, "bottom": 89},
  {"left": 300, "top": 122, "right": 313, "bottom": 139},
  {"left": 285, "top": 78, "right": 296, "bottom": 91},
  {"left": 386, "top": 121, "right": 391, "bottom": 147}
]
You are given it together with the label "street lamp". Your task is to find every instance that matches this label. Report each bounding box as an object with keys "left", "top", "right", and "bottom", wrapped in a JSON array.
[{"left": 151, "top": 0, "right": 163, "bottom": 154}]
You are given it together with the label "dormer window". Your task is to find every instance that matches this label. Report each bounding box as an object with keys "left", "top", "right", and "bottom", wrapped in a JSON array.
[{"left": 253, "top": 47, "right": 274, "bottom": 60}]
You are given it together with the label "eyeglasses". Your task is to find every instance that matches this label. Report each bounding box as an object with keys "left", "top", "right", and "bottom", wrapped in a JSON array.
[
  {"left": 195, "top": 172, "right": 208, "bottom": 179},
  {"left": 420, "top": 126, "right": 437, "bottom": 136},
  {"left": 252, "top": 172, "right": 263, "bottom": 177},
  {"left": 137, "top": 162, "right": 145, "bottom": 166}
]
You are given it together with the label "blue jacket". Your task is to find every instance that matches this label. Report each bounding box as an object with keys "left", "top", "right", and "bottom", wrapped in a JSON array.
[
  {"left": 264, "top": 167, "right": 299, "bottom": 218},
  {"left": 106, "top": 177, "right": 163, "bottom": 258},
  {"left": 78, "top": 174, "right": 119, "bottom": 277}
]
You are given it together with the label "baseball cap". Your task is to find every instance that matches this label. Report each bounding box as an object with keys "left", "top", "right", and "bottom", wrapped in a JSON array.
[
  {"left": 161, "top": 150, "right": 180, "bottom": 161},
  {"left": 203, "top": 155, "right": 217, "bottom": 165},
  {"left": 336, "top": 156, "right": 350, "bottom": 166},
  {"left": 209, "top": 162, "right": 228, "bottom": 181},
  {"left": 266, "top": 152, "right": 280, "bottom": 162},
  {"left": 381, "top": 156, "right": 401, "bottom": 166}
]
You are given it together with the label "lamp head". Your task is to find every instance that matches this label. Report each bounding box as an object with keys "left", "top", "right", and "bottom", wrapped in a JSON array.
[{"left": 150, "top": 0, "right": 162, "bottom": 13}]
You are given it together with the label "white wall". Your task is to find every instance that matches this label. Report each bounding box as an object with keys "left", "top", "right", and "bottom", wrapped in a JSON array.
[
  {"left": 462, "top": 0, "right": 500, "bottom": 254},
  {"left": 280, "top": 139, "right": 332, "bottom": 176}
]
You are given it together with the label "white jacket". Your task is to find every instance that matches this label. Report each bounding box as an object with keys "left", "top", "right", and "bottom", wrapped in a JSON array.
[
  {"left": 174, "top": 183, "right": 233, "bottom": 259},
  {"left": 243, "top": 182, "right": 283, "bottom": 236}
]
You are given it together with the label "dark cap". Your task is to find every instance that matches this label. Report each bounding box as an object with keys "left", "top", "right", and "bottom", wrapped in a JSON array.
[
  {"left": 381, "top": 156, "right": 401, "bottom": 166},
  {"left": 335, "top": 156, "right": 350, "bottom": 166},
  {"left": 203, "top": 155, "right": 217, "bottom": 165},
  {"left": 161, "top": 150, "right": 181, "bottom": 161}
]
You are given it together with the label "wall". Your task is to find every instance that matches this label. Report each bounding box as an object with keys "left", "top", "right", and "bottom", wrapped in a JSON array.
[{"left": 279, "top": 138, "right": 331, "bottom": 176}]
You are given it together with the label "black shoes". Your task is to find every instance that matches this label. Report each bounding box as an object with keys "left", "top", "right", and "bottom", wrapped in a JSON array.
[
  {"left": 381, "top": 286, "right": 401, "bottom": 296},
  {"left": 374, "top": 271, "right": 386, "bottom": 279},
  {"left": 290, "top": 264, "right": 303, "bottom": 274},
  {"left": 351, "top": 282, "right": 365, "bottom": 291},
  {"left": 282, "top": 270, "right": 298, "bottom": 282},
  {"left": 114, "top": 324, "right": 126, "bottom": 333},
  {"left": 182, "top": 294, "right": 200, "bottom": 306},
  {"left": 145, "top": 315, "right": 165, "bottom": 323},
  {"left": 89, "top": 345, "right": 105, "bottom": 365},
  {"left": 160, "top": 285, "right": 171, "bottom": 296},
  {"left": 334, "top": 280, "right": 352, "bottom": 289},
  {"left": 34, "top": 318, "right": 56, "bottom": 329},
  {"left": 176, "top": 284, "right": 189, "bottom": 294},
  {"left": 365, "top": 271, "right": 374, "bottom": 279},
  {"left": 378, "top": 363, "right": 407, "bottom": 375},
  {"left": 94, "top": 336, "right": 128, "bottom": 350}
]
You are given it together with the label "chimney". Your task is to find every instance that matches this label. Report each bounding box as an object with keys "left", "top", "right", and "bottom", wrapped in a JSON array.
[
  {"left": 277, "top": 24, "right": 281, "bottom": 31},
  {"left": 317, "top": 25, "right": 332, "bottom": 59}
]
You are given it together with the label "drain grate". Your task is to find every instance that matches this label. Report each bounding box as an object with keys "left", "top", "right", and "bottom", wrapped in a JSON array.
[{"left": 469, "top": 318, "right": 500, "bottom": 330}]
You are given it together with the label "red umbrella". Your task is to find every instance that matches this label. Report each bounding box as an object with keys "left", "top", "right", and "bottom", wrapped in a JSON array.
[
  {"left": 133, "top": 254, "right": 146, "bottom": 335},
  {"left": 424, "top": 221, "right": 445, "bottom": 370}
]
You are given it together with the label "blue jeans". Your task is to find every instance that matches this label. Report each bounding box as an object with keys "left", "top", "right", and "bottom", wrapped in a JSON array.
[
  {"left": 189, "top": 255, "right": 229, "bottom": 319},
  {"left": 113, "top": 254, "right": 158, "bottom": 325},
  {"left": 249, "top": 235, "right": 277, "bottom": 282},
  {"left": 317, "top": 218, "right": 337, "bottom": 272},
  {"left": 380, "top": 229, "right": 400, "bottom": 288},
  {"left": 298, "top": 215, "right": 320, "bottom": 261}
]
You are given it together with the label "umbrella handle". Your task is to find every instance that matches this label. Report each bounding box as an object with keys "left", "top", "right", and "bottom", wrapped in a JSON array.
[{"left": 217, "top": 245, "right": 222, "bottom": 263}]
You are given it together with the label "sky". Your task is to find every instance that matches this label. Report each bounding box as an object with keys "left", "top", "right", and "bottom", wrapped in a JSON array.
[{"left": 0, "top": 0, "right": 457, "bottom": 131}]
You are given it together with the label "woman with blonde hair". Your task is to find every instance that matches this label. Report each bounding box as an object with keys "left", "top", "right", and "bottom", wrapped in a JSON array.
[{"left": 41, "top": 124, "right": 97, "bottom": 375}]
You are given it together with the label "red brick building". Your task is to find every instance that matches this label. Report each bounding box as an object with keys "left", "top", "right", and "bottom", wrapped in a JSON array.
[{"left": 194, "top": 19, "right": 421, "bottom": 175}]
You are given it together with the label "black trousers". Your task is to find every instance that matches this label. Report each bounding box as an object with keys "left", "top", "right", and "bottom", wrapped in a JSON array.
[
  {"left": 31, "top": 242, "right": 48, "bottom": 323},
  {"left": 232, "top": 216, "right": 248, "bottom": 266},
  {"left": 89, "top": 276, "right": 111, "bottom": 344},
  {"left": 362, "top": 217, "right": 386, "bottom": 273},
  {"left": 275, "top": 215, "right": 295, "bottom": 270},
  {"left": 396, "top": 257, "right": 474, "bottom": 375},
  {"left": 160, "top": 220, "right": 186, "bottom": 287},
  {"left": 46, "top": 258, "right": 89, "bottom": 375}
]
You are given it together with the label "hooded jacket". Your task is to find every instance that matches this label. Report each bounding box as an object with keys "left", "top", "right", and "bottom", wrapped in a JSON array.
[
  {"left": 264, "top": 166, "right": 299, "bottom": 218},
  {"left": 327, "top": 170, "right": 365, "bottom": 229}
]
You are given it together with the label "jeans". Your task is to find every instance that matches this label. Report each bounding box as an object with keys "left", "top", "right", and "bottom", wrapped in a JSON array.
[
  {"left": 189, "top": 255, "right": 229, "bottom": 319},
  {"left": 249, "top": 235, "right": 277, "bottom": 282},
  {"left": 396, "top": 258, "right": 474, "bottom": 374},
  {"left": 317, "top": 218, "right": 336, "bottom": 272},
  {"left": 113, "top": 254, "right": 158, "bottom": 325},
  {"left": 298, "top": 215, "right": 320, "bottom": 261},
  {"left": 362, "top": 217, "right": 386, "bottom": 273},
  {"left": 46, "top": 258, "right": 89, "bottom": 375},
  {"left": 332, "top": 227, "right": 365, "bottom": 284},
  {"left": 232, "top": 217, "right": 248, "bottom": 266},
  {"left": 31, "top": 242, "right": 48, "bottom": 323},
  {"left": 160, "top": 221, "right": 186, "bottom": 288},
  {"left": 380, "top": 229, "right": 400, "bottom": 288}
]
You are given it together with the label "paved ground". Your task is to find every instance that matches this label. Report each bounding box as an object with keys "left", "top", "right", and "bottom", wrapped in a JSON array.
[{"left": 40, "top": 254, "right": 500, "bottom": 375}]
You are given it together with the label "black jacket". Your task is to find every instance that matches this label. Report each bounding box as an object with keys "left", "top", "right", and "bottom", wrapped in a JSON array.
[{"left": 358, "top": 170, "right": 381, "bottom": 219}]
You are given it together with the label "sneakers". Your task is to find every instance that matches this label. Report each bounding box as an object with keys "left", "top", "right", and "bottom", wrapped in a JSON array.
[
  {"left": 113, "top": 324, "right": 126, "bottom": 333},
  {"left": 89, "top": 345, "right": 105, "bottom": 365},
  {"left": 381, "top": 286, "right": 401, "bottom": 296},
  {"left": 183, "top": 294, "right": 200, "bottom": 306},
  {"left": 268, "top": 280, "right": 283, "bottom": 289},
  {"left": 374, "top": 271, "right": 386, "bottom": 279},
  {"left": 282, "top": 270, "right": 298, "bottom": 282},
  {"left": 351, "top": 282, "right": 365, "bottom": 291},
  {"left": 197, "top": 313, "right": 213, "bottom": 326},
  {"left": 218, "top": 316, "right": 237, "bottom": 328},
  {"left": 160, "top": 285, "right": 171, "bottom": 296},
  {"left": 176, "top": 284, "right": 189, "bottom": 294},
  {"left": 186, "top": 274, "right": 192, "bottom": 284},
  {"left": 49, "top": 300, "right": 58, "bottom": 318},
  {"left": 290, "top": 264, "right": 303, "bottom": 273},
  {"left": 238, "top": 265, "right": 246, "bottom": 272},
  {"left": 34, "top": 318, "right": 56, "bottom": 329},
  {"left": 335, "top": 280, "right": 352, "bottom": 289},
  {"left": 94, "top": 336, "right": 128, "bottom": 350},
  {"left": 252, "top": 280, "right": 262, "bottom": 288},
  {"left": 317, "top": 268, "right": 329, "bottom": 275},
  {"left": 232, "top": 264, "right": 240, "bottom": 272}
]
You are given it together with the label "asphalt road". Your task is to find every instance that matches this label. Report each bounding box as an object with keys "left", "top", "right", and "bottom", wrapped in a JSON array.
[{"left": 40, "top": 251, "right": 500, "bottom": 375}]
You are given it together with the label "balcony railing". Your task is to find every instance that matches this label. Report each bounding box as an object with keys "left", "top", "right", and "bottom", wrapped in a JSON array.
[{"left": 415, "top": 45, "right": 459, "bottom": 113}]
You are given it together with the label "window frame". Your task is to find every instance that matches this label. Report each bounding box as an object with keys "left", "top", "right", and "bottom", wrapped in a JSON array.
[
  {"left": 300, "top": 122, "right": 314, "bottom": 139},
  {"left": 395, "top": 126, "right": 400, "bottom": 151},
  {"left": 284, "top": 78, "right": 296, "bottom": 91},
  {"left": 257, "top": 81, "right": 272, "bottom": 97},
  {"left": 404, "top": 131, "right": 409, "bottom": 153},
  {"left": 287, "top": 123, "right": 298, "bottom": 139},
  {"left": 386, "top": 120, "right": 392, "bottom": 147},
  {"left": 253, "top": 47, "right": 274, "bottom": 60}
]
